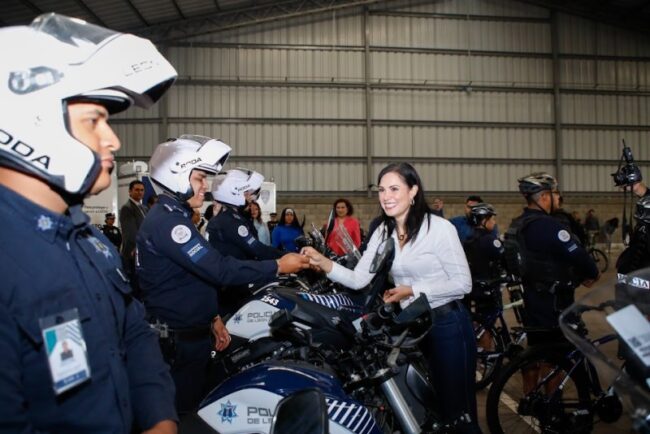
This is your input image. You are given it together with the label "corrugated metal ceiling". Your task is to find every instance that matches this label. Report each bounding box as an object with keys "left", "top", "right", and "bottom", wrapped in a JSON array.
[{"left": 1, "top": 0, "right": 649, "bottom": 42}]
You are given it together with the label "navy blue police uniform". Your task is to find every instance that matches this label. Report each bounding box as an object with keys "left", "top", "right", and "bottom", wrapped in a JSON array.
[
  {"left": 207, "top": 205, "right": 282, "bottom": 261},
  {"left": 463, "top": 227, "right": 505, "bottom": 319},
  {"left": 136, "top": 194, "right": 278, "bottom": 412},
  {"left": 206, "top": 205, "right": 283, "bottom": 316},
  {"left": 101, "top": 224, "right": 122, "bottom": 249},
  {"left": 510, "top": 208, "right": 598, "bottom": 344},
  {"left": 0, "top": 184, "right": 176, "bottom": 433}
]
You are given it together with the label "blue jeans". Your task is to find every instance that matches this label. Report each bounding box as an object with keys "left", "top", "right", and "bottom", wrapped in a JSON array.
[{"left": 419, "top": 301, "right": 482, "bottom": 433}]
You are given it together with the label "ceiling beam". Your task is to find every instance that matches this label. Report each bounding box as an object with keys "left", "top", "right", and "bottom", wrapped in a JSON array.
[
  {"left": 72, "top": 0, "right": 107, "bottom": 26},
  {"left": 124, "top": 0, "right": 150, "bottom": 26},
  {"left": 18, "top": 0, "right": 43, "bottom": 15},
  {"left": 170, "top": 0, "right": 186, "bottom": 20},
  {"left": 133, "top": 0, "right": 385, "bottom": 43}
]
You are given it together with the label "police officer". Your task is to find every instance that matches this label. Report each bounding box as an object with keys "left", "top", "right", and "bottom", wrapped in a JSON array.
[
  {"left": 0, "top": 13, "right": 177, "bottom": 433},
  {"left": 463, "top": 203, "right": 504, "bottom": 319},
  {"left": 207, "top": 168, "right": 283, "bottom": 315},
  {"left": 506, "top": 173, "right": 599, "bottom": 392},
  {"left": 507, "top": 173, "right": 599, "bottom": 338},
  {"left": 136, "top": 136, "right": 309, "bottom": 414},
  {"left": 102, "top": 212, "right": 123, "bottom": 249}
]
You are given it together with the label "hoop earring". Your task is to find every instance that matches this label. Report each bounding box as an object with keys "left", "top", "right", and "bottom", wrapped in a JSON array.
[{"left": 410, "top": 198, "right": 415, "bottom": 206}]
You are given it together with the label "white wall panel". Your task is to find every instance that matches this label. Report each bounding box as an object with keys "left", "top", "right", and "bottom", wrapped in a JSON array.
[
  {"left": 167, "top": 123, "right": 364, "bottom": 158},
  {"left": 167, "top": 86, "right": 364, "bottom": 118},
  {"left": 113, "top": 0, "right": 650, "bottom": 194},
  {"left": 373, "top": 162, "right": 555, "bottom": 192},
  {"left": 372, "top": 90, "right": 552, "bottom": 123},
  {"left": 112, "top": 124, "right": 160, "bottom": 157},
  {"left": 373, "top": 127, "right": 554, "bottom": 159},
  {"left": 188, "top": 13, "right": 363, "bottom": 45},
  {"left": 396, "top": 0, "right": 548, "bottom": 18},
  {"left": 562, "top": 129, "right": 650, "bottom": 160}
]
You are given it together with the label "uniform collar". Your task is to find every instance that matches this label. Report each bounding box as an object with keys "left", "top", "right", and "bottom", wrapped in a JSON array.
[
  {"left": 158, "top": 193, "right": 192, "bottom": 218},
  {"left": 0, "top": 184, "right": 81, "bottom": 243}
]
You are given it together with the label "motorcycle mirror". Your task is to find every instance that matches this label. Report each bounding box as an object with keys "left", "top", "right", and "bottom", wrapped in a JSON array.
[
  {"left": 369, "top": 237, "right": 395, "bottom": 274},
  {"left": 270, "top": 388, "right": 329, "bottom": 434}
]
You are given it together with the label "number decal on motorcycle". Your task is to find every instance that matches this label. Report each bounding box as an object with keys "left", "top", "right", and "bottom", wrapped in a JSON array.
[{"left": 261, "top": 295, "right": 279, "bottom": 306}]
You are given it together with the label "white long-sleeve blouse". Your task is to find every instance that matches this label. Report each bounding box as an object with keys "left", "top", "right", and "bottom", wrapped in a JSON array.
[{"left": 328, "top": 213, "right": 472, "bottom": 310}]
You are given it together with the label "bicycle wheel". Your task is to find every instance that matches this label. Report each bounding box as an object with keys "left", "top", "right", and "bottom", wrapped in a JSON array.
[
  {"left": 589, "top": 248, "right": 609, "bottom": 273},
  {"left": 486, "top": 344, "right": 593, "bottom": 434},
  {"left": 475, "top": 324, "right": 506, "bottom": 390}
]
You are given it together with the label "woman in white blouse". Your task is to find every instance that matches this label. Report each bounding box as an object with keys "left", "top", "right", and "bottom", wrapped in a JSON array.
[{"left": 303, "top": 162, "right": 480, "bottom": 433}]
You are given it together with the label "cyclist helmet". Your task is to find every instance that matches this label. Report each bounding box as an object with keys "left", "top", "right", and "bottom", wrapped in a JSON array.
[
  {"left": 468, "top": 202, "right": 497, "bottom": 226},
  {"left": 149, "top": 135, "right": 231, "bottom": 202},
  {"left": 518, "top": 172, "right": 558, "bottom": 196},
  {"left": 0, "top": 13, "right": 176, "bottom": 197},
  {"left": 212, "top": 168, "right": 264, "bottom": 207},
  {"left": 635, "top": 196, "right": 650, "bottom": 224}
]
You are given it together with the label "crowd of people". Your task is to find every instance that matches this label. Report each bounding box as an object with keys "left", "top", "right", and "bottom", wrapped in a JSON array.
[{"left": 2, "top": 13, "right": 649, "bottom": 434}]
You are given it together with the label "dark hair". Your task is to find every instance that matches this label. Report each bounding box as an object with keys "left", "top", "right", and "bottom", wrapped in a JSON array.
[
  {"left": 146, "top": 194, "right": 158, "bottom": 207},
  {"left": 279, "top": 207, "right": 304, "bottom": 229},
  {"left": 333, "top": 198, "right": 354, "bottom": 216},
  {"left": 129, "top": 180, "right": 144, "bottom": 191},
  {"left": 249, "top": 201, "right": 263, "bottom": 223},
  {"left": 466, "top": 195, "right": 482, "bottom": 203},
  {"left": 377, "top": 162, "right": 432, "bottom": 243},
  {"left": 204, "top": 204, "right": 215, "bottom": 221}
]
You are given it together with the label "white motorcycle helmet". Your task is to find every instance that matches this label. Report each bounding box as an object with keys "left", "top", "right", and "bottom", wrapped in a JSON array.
[
  {"left": 211, "top": 168, "right": 264, "bottom": 207},
  {"left": 149, "top": 135, "right": 231, "bottom": 202},
  {"left": 0, "top": 13, "right": 177, "bottom": 198}
]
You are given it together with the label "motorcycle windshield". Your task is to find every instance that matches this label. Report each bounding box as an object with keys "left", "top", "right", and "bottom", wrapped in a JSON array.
[
  {"left": 333, "top": 223, "right": 361, "bottom": 264},
  {"left": 560, "top": 268, "right": 650, "bottom": 427}
]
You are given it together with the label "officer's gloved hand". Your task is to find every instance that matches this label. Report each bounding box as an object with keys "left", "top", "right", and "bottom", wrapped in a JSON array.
[{"left": 277, "top": 253, "right": 310, "bottom": 274}]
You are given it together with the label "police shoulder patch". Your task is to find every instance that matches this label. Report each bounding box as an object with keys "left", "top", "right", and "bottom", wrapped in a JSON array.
[
  {"left": 557, "top": 229, "right": 571, "bottom": 242},
  {"left": 238, "top": 225, "right": 249, "bottom": 237},
  {"left": 493, "top": 239, "right": 502, "bottom": 248},
  {"left": 171, "top": 225, "right": 192, "bottom": 244}
]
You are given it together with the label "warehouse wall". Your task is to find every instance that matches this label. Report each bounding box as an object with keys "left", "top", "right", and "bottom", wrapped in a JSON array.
[{"left": 112, "top": 0, "right": 650, "bottom": 198}]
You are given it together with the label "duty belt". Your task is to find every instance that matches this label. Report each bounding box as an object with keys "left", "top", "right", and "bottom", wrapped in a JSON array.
[{"left": 150, "top": 320, "right": 211, "bottom": 342}]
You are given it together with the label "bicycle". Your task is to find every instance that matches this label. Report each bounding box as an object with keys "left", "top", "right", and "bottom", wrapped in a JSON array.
[
  {"left": 586, "top": 231, "right": 609, "bottom": 273},
  {"left": 485, "top": 325, "right": 623, "bottom": 434},
  {"left": 471, "top": 277, "right": 527, "bottom": 389}
]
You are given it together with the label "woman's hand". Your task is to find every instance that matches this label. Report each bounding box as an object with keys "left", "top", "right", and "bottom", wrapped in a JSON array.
[
  {"left": 383, "top": 285, "right": 414, "bottom": 303},
  {"left": 211, "top": 317, "right": 231, "bottom": 352},
  {"left": 301, "top": 246, "right": 334, "bottom": 273}
]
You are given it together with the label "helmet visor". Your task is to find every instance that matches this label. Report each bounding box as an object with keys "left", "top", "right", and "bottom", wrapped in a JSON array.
[{"left": 31, "top": 14, "right": 119, "bottom": 62}]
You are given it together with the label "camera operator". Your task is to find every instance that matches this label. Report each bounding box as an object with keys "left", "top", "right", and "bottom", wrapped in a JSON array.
[{"left": 612, "top": 144, "right": 650, "bottom": 274}]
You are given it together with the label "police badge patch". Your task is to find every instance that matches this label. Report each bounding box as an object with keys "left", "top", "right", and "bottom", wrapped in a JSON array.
[{"left": 171, "top": 225, "right": 192, "bottom": 244}]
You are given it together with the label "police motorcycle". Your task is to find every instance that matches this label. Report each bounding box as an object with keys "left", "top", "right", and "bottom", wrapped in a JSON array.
[
  {"left": 559, "top": 269, "right": 650, "bottom": 433},
  {"left": 215, "top": 228, "right": 393, "bottom": 376},
  {"left": 199, "top": 292, "right": 466, "bottom": 434}
]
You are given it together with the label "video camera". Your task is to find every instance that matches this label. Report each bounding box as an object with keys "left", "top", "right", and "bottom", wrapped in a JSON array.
[{"left": 611, "top": 140, "right": 642, "bottom": 187}]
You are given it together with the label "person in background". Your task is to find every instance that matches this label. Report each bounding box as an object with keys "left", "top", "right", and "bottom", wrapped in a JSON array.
[
  {"left": 250, "top": 201, "right": 272, "bottom": 246},
  {"left": 584, "top": 208, "right": 600, "bottom": 244},
  {"left": 432, "top": 197, "right": 445, "bottom": 217},
  {"left": 101, "top": 212, "right": 122, "bottom": 249},
  {"left": 147, "top": 194, "right": 159, "bottom": 210},
  {"left": 272, "top": 208, "right": 304, "bottom": 253},
  {"left": 120, "top": 180, "right": 146, "bottom": 274},
  {"left": 303, "top": 163, "right": 480, "bottom": 433},
  {"left": 267, "top": 212, "right": 279, "bottom": 239},
  {"left": 450, "top": 195, "right": 498, "bottom": 242},
  {"left": 552, "top": 195, "right": 588, "bottom": 246},
  {"left": 325, "top": 198, "right": 361, "bottom": 256},
  {"left": 0, "top": 13, "right": 178, "bottom": 433}
]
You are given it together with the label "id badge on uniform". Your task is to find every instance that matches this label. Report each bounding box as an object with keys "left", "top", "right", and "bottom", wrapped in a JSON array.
[{"left": 39, "top": 308, "right": 91, "bottom": 395}]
